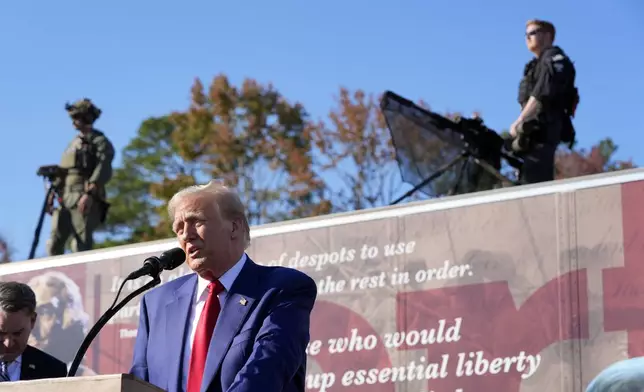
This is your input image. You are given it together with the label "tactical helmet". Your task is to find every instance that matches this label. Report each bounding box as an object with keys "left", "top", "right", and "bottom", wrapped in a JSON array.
[{"left": 65, "top": 98, "right": 102, "bottom": 124}]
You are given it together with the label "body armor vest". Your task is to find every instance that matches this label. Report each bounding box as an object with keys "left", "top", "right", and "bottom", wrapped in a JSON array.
[
  {"left": 517, "top": 47, "right": 579, "bottom": 147},
  {"left": 60, "top": 132, "right": 98, "bottom": 190},
  {"left": 518, "top": 59, "right": 538, "bottom": 108}
]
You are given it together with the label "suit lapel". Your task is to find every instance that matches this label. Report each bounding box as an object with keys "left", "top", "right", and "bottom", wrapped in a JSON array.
[
  {"left": 166, "top": 275, "right": 197, "bottom": 392},
  {"left": 20, "top": 346, "right": 38, "bottom": 381},
  {"left": 200, "top": 259, "right": 260, "bottom": 392}
]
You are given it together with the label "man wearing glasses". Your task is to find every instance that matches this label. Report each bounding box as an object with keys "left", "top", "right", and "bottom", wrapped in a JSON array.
[{"left": 509, "top": 19, "right": 579, "bottom": 184}]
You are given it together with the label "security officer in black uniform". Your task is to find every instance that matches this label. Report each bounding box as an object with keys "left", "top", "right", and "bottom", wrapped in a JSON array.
[{"left": 509, "top": 19, "right": 579, "bottom": 184}]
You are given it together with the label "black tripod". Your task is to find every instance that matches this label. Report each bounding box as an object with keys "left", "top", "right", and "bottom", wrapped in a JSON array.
[
  {"left": 28, "top": 184, "right": 55, "bottom": 260},
  {"left": 29, "top": 165, "right": 65, "bottom": 260},
  {"left": 390, "top": 149, "right": 518, "bottom": 205}
]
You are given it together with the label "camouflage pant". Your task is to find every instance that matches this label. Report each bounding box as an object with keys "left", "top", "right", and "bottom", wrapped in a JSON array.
[{"left": 47, "top": 202, "right": 102, "bottom": 256}]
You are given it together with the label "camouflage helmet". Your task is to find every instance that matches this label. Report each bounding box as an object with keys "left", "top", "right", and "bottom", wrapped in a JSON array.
[{"left": 65, "top": 98, "right": 102, "bottom": 124}]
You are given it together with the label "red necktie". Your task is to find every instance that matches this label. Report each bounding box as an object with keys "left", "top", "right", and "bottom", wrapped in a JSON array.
[{"left": 186, "top": 280, "right": 224, "bottom": 392}]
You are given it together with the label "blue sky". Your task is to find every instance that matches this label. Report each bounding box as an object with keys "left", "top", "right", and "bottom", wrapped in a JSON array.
[{"left": 1, "top": 1, "right": 642, "bottom": 261}]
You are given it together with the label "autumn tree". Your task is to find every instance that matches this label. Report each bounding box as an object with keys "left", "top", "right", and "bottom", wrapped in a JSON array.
[
  {"left": 555, "top": 138, "right": 636, "bottom": 179},
  {"left": 311, "top": 88, "right": 400, "bottom": 211},
  {"left": 97, "top": 80, "right": 637, "bottom": 249},
  {"left": 312, "top": 88, "right": 458, "bottom": 210},
  {"left": 97, "top": 75, "right": 330, "bottom": 247}
]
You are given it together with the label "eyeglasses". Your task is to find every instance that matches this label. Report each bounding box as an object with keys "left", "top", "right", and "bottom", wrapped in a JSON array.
[
  {"left": 525, "top": 28, "right": 542, "bottom": 38},
  {"left": 35, "top": 304, "right": 57, "bottom": 316}
]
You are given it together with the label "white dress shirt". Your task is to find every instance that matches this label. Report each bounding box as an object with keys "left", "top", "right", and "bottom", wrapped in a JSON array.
[
  {"left": 4, "top": 355, "right": 21, "bottom": 381},
  {"left": 180, "top": 253, "right": 247, "bottom": 387}
]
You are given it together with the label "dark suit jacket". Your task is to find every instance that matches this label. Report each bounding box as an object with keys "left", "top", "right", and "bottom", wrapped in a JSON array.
[
  {"left": 130, "top": 257, "right": 318, "bottom": 392},
  {"left": 20, "top": 345, "right": 68, "bottom": 380}
]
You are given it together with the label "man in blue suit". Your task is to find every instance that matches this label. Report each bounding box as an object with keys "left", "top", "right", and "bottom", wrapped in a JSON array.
[{"left": 129, "top": 180, "right": 318, "bottom": 392}]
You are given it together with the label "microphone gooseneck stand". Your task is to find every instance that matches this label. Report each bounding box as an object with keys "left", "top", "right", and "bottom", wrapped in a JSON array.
[{"left": 67, "top": 275, "right": 162, "bottom": 377}]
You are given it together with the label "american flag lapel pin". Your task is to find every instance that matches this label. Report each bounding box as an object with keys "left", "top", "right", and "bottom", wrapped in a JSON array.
[{"left": 239, "top": 297, "right": 247, "bottom": 306}]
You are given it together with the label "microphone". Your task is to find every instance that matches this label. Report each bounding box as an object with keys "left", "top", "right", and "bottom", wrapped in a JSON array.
[
  {"left": 125, "top": 247, "right": 186, "bottom": 281},
  {"left": 68, "top": 247, "right": 185, "bottom": 377}
]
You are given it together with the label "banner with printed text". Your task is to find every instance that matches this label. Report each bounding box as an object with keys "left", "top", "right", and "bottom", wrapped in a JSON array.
[{"left": 2, "top": 179, "right": 644, "bottom": 392}]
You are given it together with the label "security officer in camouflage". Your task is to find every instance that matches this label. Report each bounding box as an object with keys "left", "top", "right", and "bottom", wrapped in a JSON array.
[
  {"left": 45, "top": 98, "right": 115, "bottom": 256},
  {"left": 509, "top": 19, "right": 579, "bottom": 184}
]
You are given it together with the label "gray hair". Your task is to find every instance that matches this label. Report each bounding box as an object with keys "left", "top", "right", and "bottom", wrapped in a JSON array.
[
  {"left": 0, "top": 281, "right": 37, "bottom": 314},
  {"left": 168, "top": 180, "right": 251, "bottom": 249}
]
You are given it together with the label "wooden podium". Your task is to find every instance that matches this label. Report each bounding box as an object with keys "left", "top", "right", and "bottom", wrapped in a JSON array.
[{"left": 1, "top": 374, "right": 165, "bottom": 392}]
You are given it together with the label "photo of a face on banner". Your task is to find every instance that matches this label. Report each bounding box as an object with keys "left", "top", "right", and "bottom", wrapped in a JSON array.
[{"left": 27, "top": 271, "right": 96, "bottom": 376}]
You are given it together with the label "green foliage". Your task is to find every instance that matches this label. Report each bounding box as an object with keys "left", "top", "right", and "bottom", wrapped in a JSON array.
[{"left": 95, "top": 116, "right": 178, "bottom": 247}]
